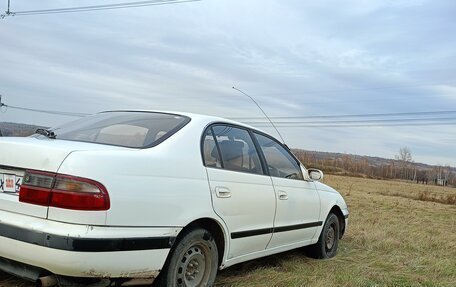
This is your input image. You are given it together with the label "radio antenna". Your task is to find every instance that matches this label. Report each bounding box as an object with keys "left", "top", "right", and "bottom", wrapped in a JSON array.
[{"left": 232, "top": 86, "right": 286, "bottom": 144}]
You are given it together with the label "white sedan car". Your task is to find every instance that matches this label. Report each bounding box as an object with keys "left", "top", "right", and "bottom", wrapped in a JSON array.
[{"left": 0, "top": 111, "right": 348, "bottom": 287}]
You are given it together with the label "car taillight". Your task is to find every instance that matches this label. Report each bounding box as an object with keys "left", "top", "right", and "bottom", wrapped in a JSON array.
[
  {"left": 19, "top": 170, "right": 110, "bottom": 211},
  {"left": 20, "top": 170, "right": 54, "bottom": 206}
]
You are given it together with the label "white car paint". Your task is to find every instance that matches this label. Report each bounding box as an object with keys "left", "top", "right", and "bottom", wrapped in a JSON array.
[
  {"left": 0, "top": 110, "right": 348, "bottom": 284},
  {"left": 266, "top": 177, "right": 321, "bottom": 249},
  {"left": 207, "top": 168, "right": 276, "bottom": 259},
  {"left": 0, "top": 209, "right": 177, "bottom": 278}
]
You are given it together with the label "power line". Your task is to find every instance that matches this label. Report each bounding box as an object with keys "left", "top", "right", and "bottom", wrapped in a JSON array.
[
  {"left": 1, "top": 0, "right": 201, "bottom": 18},
  {"left": 231, "top": 110, "right": 456, "bottom": 120},
  {"left": 244, "top": 117, "right": 456, "bottom": 127},
  {"left": 248, "top": 122, "right": 456, "bottom": 128},
  {"left": 242, "top": 116, "right": 456, "bottom": 125},
  {"left": 247, "top": 118, "right": 456, "bottom": 128},
  {"left": 0, "top": 96, "right": 90, "bottom": 117},
  {"left": 5, "top": 105, "right": 90, "bottom": 117}
]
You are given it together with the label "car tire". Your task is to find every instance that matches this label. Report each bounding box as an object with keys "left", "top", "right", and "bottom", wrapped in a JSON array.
[
  {"left": 306, "top": 213, "right": 340, "bottom": 259},
  {"left": 155, "top": 228, "right": 218, "bottom": 287}
]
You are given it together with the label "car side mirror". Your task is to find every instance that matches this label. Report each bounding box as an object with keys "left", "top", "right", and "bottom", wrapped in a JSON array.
[
  {"left": 300, "top": 164, "right": 310, "bottom": 181},
  {"left": 308, "top": 169, "right": 324, "bottom": 181}
]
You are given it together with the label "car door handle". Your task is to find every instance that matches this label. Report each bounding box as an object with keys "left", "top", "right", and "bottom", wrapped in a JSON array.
[
  {"left": 215, "top": 186, "right": 231, "bottom": 198},
  {"left": 278, "top": 190, "right": 288, "bottom": 200}
]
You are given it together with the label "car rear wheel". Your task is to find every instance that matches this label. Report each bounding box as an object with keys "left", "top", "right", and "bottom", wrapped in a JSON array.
[
  {"left": 306, "top": 213, "right": 340, "bottom": 259},
  {"left": 156, "top": 228, "right": 218, "bottom": 287}
]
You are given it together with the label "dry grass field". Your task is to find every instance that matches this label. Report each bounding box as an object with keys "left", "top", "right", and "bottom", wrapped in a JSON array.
[{"left": 1, "top": 175, "right": 455, "bottom": 287}]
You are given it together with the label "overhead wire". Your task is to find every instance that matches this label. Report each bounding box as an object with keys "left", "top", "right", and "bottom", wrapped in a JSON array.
[
  {"left": 240, "top": 117, "right": 456, "bottom": 128},
  {"left": 247, "top": 122, "right": 456, "bottom": 128},
  {"left": 2, "top": 0, "right": 201, "bottom": 17},
  {"left": 232, "top": 110, "right": 456, "bottom": 128},
  {"left": 231, "top": 110, "right": 456, "bottom": 120},
  {"left": 233, "top": 110, "right": 456, "bottom": 127},
  {"left": 4, "top": 105, "right": 90, "bottom": 117},
  {"left": 3, "top": 104, "right": 456, "bottom": 126},
  {"left": 242, "top": 116, "right": 456, "bottom": 125}
]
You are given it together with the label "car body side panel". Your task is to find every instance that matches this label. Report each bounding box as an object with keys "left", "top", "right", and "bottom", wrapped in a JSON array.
[
  {"left": 221, "top": 180, "right": 348, "bottom": 269},
  {"left": 206, "top": 168, "right": 276, "bottom": 259},
  {"left": 55, "top": 118, "right": 219, "bottom": 227},
  {"left": 310, "top": 182, "right": 349, "bottom": 241},
  {"left": 267, "top": 177, "right": 321, "bottom": 249}
]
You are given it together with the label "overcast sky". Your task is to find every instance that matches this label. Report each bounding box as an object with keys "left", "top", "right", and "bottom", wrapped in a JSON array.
[{"left": 1, "top": 0, "right": 455, "bottom": 166}]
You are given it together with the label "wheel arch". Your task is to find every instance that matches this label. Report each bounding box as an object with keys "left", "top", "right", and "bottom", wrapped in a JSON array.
[
  {"left": 176, "top": 217, "right": 227, "bottom": 267},
  {"left": 328, "top": 205, "right": 346, "bottom": 239}
]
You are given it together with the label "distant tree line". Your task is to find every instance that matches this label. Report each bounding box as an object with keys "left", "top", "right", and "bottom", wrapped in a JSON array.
[{"left": 293, "top": 147, "right": 455, "bottom": 187}]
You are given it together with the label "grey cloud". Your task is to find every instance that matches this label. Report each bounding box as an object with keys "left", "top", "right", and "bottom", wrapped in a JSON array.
[{"left": 1, "top": 0, "right": 455, "bottom": 165}]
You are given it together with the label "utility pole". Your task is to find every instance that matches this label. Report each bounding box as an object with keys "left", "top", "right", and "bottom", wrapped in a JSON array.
[
  {"left": 1, "top": 0, "right": 13, "bottom": 19},
  {"left": 0, "top": 94, "right": 3, "bottom": 136}
]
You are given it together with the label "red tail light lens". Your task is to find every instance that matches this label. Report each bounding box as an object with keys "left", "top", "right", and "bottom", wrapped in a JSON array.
[
  {"left": 19, "top": 170, "right": 110, "bottom": 211},
  {"left": 19, "top": 186, "right": 52, "bottom": 206},
  {"left": 20, "top": 171, "right": 54, "bottom": 206}
]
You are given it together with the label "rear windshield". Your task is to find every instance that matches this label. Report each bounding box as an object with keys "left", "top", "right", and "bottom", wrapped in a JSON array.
[{"left": 38, "top": 111, "right": 190, "bottom": 148}]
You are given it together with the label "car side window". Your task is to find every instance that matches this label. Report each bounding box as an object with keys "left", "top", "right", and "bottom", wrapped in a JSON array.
[
  {"left": 211, "top": 125, "right": 263, "bottom": 175},
  {"left": 254, "top": 133, "right": 303, "bottom": 180},
  {"left": 202, "top": 128, "right": 222, "bottom": 168}
]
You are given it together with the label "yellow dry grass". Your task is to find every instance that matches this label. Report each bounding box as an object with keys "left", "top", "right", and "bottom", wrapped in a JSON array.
[
  {"left": 216, "top": 175, "right": 456, "bottom": 287},
  {"left": 1, "top": 175, "right": 455, "bottom": 287}
]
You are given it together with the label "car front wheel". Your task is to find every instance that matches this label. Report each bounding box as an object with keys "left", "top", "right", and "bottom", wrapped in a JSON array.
[
  {"left": 307, "top": 213, "right": 340, "bottom": 259},
  {"left": 157, "top": 228, "right": 218, "bottom": 287}
]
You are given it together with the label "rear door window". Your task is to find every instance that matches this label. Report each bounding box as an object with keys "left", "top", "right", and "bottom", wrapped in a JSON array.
[
  {"left": 209, "top": 125, "right": 264, "bottom": 175},
  {"left": 202, "top": 128, "right": 222, "bottom": 168}
]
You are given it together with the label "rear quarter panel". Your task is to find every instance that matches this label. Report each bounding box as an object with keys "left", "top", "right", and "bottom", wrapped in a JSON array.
[{"left": 55, "top": 119, "right": 217, "bottom": 227}]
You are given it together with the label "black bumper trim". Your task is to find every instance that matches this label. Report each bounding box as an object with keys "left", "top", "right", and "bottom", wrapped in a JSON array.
[{"left": 0, "top": 222, "right": 175, "bottom": 252}]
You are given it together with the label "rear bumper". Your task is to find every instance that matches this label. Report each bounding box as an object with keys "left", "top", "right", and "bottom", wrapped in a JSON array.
[{"left": 0, "top": 209, "right": 181, "bottom": 278}]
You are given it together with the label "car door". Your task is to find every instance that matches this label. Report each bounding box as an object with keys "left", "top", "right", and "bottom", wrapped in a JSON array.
[
  {"left": 253, "top": 132, "right": 321, "bottom": 249},
  {"left": 202, "top": 125, "right": 276, "bottom": 259}
]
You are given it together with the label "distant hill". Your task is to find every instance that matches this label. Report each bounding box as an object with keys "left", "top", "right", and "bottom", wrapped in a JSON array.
[
  {"left": 0, "top": 122, "right": 47, "bottom": 137},
  {"left": 291, "top": 148, "right": 455, "bottom": 186},
  {"left": 291, "top": 149, "right": 453, "bottom": 172}
]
